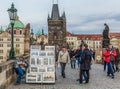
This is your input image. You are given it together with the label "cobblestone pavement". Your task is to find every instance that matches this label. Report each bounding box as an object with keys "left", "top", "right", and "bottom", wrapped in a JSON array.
[{"left": 8, "top": 64, "right": 120, "bottom": 89}]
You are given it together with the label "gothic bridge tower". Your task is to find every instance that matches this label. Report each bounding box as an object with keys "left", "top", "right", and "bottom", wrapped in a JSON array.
[{"left": 48, "top": 0, "right": 66, "bottom": 46}]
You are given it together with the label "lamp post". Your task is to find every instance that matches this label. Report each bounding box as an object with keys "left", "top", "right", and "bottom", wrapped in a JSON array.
[{"left": 7, "top": 3, "right": 17, "bottom": 59}]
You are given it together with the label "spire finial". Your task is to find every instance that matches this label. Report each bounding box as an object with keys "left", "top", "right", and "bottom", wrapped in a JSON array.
[{"left": 53, "top": 0, "right": 58, "bottom": 4}]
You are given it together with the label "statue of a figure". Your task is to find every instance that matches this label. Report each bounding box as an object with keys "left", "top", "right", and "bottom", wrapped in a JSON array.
[
  {"left": 80, "top": 40, "right": 85, "bottom": 48},
  {"left": 103, "top": 23, "right": 109, "bottom": 39},
  {"left": 102, "top": 23, "right": 110, "bottom": 48}
]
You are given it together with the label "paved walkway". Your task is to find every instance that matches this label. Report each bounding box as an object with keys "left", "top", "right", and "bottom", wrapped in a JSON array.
[{"left": 8, "top": 64, "right": 120, "bottom": 89}]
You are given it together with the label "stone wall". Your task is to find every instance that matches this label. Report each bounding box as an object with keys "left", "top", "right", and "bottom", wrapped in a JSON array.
[{"left": 0, "top": 60, "right": 15, "bottom": 89}]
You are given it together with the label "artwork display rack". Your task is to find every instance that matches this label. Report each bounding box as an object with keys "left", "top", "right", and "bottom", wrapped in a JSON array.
[{"left": 26, "top": 45, "right": 55, "bottom": 83}]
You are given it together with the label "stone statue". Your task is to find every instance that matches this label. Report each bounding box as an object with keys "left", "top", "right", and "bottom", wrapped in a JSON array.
[
  {"left": 102, "top": 23, "right": 110, "bottom": 48},
  {"left": 80, "top": 40, "right": 85, "bottom": 48}
]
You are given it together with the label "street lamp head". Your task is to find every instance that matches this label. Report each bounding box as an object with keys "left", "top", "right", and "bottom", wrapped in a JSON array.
[{"left": 7, "top": 3, "right": 17, "bottom": 23}]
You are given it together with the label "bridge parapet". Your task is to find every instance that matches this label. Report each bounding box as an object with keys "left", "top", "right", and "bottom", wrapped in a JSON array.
[{"left": 0, "top": 60, "right": 15, "bottom": 89}]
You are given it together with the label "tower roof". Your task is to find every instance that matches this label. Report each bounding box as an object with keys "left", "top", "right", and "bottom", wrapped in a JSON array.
[
  {"left": 51, "top": 4, "right": 60, "bottom": 19},
  {"left": 62, "top": 11, "right": 66, "bottom": 20},
  {"left": 8, "top": 16, "right": 24, "bottom": 29},
  {"left": 0, "top": 27, "right": 3, "bottom": 33}
]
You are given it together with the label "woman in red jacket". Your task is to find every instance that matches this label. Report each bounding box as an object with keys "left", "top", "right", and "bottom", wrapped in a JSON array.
[{"left": 103, "top": 44, "right": 117, "bottom": 79}]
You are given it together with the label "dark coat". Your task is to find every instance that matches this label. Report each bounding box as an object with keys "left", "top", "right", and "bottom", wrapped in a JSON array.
[
  {"left": 75, "top": 49, "right": 82, "bottom": 58},
  {"left": 80, "top": 48, "right": 92, "bottom": 70},
  {"left": 115, "top": 48, "right": 120, "bottom": 62},
  {"left": 69, "top": 50, "right": 76, "bottom": 59}
]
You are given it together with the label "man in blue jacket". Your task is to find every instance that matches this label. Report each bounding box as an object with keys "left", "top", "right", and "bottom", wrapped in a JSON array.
[{"left": 75, "top": 46, "right": 82, "bottom": 68}]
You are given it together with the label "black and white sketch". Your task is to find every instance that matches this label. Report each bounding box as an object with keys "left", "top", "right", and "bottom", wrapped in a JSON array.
[
  {"left": 49, "top": 57, "right": 55, "bottom": 65},
  {"left": 47, "top": 51, "right": 55, "bottom": 56},
  {"left": 47, "top": 67, "right": 55, "bottom": 72},
  {"left": 37, "top": 58, "right": 43, "bottom": 65},
  {"left": 31, "top": 67, "right": 38, "bottom": 72},
  {"left": 31, "top": 45, "right": 41, "bottom": 51},
  {"left": 45, "top": 46, "right": 55, "bottom": 51},
  {"left": 39, "top": 67, "right": 46, "bottom": 72},
  {"left": 31, "top": 58, "right": 36, "bottom": 65},
  {"left": 39, "top": 51, "right": 46, "bottom": 56},
  {"left": 44, "top": 58, "right": 49, "bottom": 65},
  {"left": 30, "top": 51, "right": 39, "bottom": 56},
  {"left": 37, "top": 74, "right": 42, "bottom": 81}
]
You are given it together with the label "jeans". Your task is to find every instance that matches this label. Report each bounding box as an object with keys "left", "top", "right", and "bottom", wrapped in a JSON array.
[
  {"left": 77, "top": 57, "right": 81, "bottom": 68},
  {"left": 83, "top": 72, "right": 87, "bottom": 81},
  {"left": 104, "top": 61, "right": 107, "bottom": 71},
  {"left": 107, "top": 62, "right": 114, "bottom": 77},
  {"left": 80, "top": 70, "right": 89, "bottom": 83},
  {"left": 71, "top": 60, "right": 76, "bottom": 69},
  {"left": 115, "top": 61, "right": 119, "bottom": 71},
  {"left": 60, "top": 62, "right": 66, "bottom": 78},
  {"left": 15, "top": 67, "right": 25, "bottom": 83}
]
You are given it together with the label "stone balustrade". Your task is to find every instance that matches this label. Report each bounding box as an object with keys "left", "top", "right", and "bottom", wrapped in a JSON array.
[{"left": 0, "top": 60, "right": 15, "bottom": 89}]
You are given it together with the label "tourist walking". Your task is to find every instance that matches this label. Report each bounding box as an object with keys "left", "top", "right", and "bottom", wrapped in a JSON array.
[
  {"left": 58, "top": 46, "right": 70, "bottom": 78},
  {"left": 103, "top": 44, "right": 117, "bottom": 79},
  {"left": 70, "top": 49, "right": 76, "bottom": 69},
  {"left": 115, "top": 48, "right": 120, "bottom": 72},
  {"left": 79, "top": 44, "right": 92, "bottom": 84}
]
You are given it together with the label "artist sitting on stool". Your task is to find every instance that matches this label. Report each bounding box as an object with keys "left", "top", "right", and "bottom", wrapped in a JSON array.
[{"left": 13, "top": 56, "right": 28, "bottom": 85}]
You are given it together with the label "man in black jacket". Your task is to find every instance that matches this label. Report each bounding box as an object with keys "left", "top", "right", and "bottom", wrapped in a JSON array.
[{"left": 79, "top": 44, "right": 92, "bottom": 84}]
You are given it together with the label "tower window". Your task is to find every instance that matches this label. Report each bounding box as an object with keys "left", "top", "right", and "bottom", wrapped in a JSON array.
[
  {"left": 0, "top": 56, "right": 3, "bottom": 59},
  {"left": 0, "top": 38, "right": 3, "bottom": 41},
  {"left": 0, "top": 50, "right": 3, "bottom": 53},
  {"left": 20, "top": 30, "right": 22, "bottom": 34},
  {"left": 16, "top": 38, "right": 20, "bottom": 41},
  {"left": 0, "top": 44, "right": 3, "bottom": 47},
  {"left": 14, "top": 30, "right": 16, "bottom": 34},
  {"left": 16, "top": 44, "right": 20, "bottom": 47},
  {"left": 7, "top": 39, "right": 11, "bottom": 41},
  {"left": 7, "top": 44, "right": 11, "bottom": 47}
]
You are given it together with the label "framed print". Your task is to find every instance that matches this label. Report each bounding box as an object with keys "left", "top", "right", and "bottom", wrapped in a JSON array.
[
  {"left": 26, "top": 74, "right": 37, "bottom": 82},
  {"left": 30, "top": 51, "right": 39, "bottom": 56},
  {"left": 47, "top": 66, "right": 55, "bottom": 72},
  {"left": 30, "top": 58, "right": 36, "bottom": 65},
  {"left": 31, "top": 45, "right": 41, "bottom": 51},
  {"left": 43, "top": 73, "right": 55, "bottom": 81},
  {"left": 39, "top": 67, "right": 46, "bottom": 72},
  {"left": 31, "top": 67, "right": 38, "bottom": 72},
  {"left": 49, "top": 57, "right": 55, "bottom": 65},
  {"left": 37, "top": 58, "right": 43, "bottom": 65},
  {"left": 37, "top": 74, "right": 42, "bottom": 81},
  {"left": 45, "top": 46, "right": 55, "bottom": 51},
  {"left": 39, "top": 51, "right": 46, "bottom": 56},
  {"left": 27, "top": 74, "right": 36, "bottom": 78},
  {"left": 27, "top": 79, "right": 36, "bottom": 82},
  {"left": 47, "top": 51, "right": 55, "bottom": 57},
  {"left": 44, "top": 58, "right": 49, "bottom": 65}
]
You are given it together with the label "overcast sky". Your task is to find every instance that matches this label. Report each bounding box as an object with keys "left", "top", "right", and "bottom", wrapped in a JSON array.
[{"left": 0, "top": 0, "right": 120, "bottom": 34}]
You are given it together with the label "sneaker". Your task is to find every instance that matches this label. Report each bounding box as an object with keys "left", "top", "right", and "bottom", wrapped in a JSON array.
[
  {"left": 76, "top": 79, "right": 80, "bottom": 81},
  {"left": 111, "top": 76, "right": 114, "bottom": 79},
  {"left": 77, "top": 82, "right": 82, "bottom": 85},
  {"left": 63, "top": 76, "right": 66, "bottom": 78},
  {"left": 84, "top": 81, "right": 89, "bottom": 84}
]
